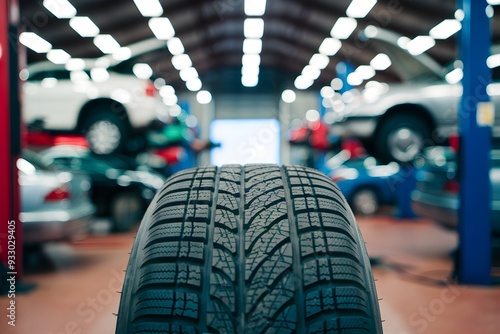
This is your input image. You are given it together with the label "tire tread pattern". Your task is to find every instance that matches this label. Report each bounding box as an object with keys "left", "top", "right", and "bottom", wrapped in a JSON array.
[{"left": 116, "top": 165, "right": 382, "bottom": 334}]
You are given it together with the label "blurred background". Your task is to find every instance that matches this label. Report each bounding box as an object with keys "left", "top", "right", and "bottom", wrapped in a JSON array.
[{"left": 1, "top": 0, "right": 500, "bottom": 333}]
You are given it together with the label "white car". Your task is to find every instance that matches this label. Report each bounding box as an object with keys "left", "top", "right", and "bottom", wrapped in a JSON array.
[
  {"left": 23, "top": 61, "right": 167, "bottom": 154},
  {"left": 331, "top": 28, "right": 500, "bottom": 163}
]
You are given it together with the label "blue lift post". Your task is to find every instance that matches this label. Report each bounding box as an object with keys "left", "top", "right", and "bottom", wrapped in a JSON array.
[{"left": 458, "top": 0, "right": 492, "bottom": 285}]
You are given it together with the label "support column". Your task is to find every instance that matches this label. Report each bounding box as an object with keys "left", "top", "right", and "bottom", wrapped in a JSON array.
[
  {"left": 1, "top": 0, "right": 22, "bottom": 279},
  {"left": 458, "top": 0, "right": 492, "bottom": 285}
]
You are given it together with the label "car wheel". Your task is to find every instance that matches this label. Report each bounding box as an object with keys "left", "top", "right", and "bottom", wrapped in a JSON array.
[
  {"left": 351, "top": 188, "right": 379, "bottom": 215},
  {"left": 83, "top": 112, "right": 127, "bottom": 155},
  {"left": 111, "top": 192, "right": 143, "bottom": 233},
  {"left": 376, "top": 115, "right": 430, "bottom": 163},
  {"left": 116, "top": 165, "right": 382, "bottom": 333}
]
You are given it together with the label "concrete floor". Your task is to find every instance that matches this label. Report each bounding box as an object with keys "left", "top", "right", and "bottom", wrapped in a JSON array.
[{"left": 1, "top": 216, "right": 499, "bottom": 334}]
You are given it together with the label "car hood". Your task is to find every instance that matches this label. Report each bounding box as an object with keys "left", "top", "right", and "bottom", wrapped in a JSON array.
[{"left": 361, "top": 27, "right": 445, "bottom": 82}]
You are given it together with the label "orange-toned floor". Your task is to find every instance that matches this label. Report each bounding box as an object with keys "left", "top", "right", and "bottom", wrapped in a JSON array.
[{"left": 1, "top": 216, "right": 499, "bottom": 334}]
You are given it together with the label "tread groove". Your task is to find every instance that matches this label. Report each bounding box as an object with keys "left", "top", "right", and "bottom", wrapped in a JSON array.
[
  {"left": 280, "top": 165, "right": 306, "bottom": 334},
  {"left": 237, "top": 166, "right": 246, "bottom": 333},
  {"left": 200, "top": 167, "right": 219, "bottom": 331}
]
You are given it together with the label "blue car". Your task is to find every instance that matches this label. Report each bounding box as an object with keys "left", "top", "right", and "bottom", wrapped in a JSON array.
[{"left": 321, "top": 151, "right": 402, "bottom": 215}]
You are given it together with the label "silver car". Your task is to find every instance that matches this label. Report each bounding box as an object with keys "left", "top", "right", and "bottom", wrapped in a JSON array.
[
  {"left": 331, "top": 28, "right": 500, "bottom": 163},
  {"left": 19, "top": 151, "right": 96, "bottom": 245}
]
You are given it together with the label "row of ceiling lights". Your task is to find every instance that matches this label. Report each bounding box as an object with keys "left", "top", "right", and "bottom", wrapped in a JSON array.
[
  {"left": 18, "top": 0, "right": 500, "bottom": 104},
  {"left": 241, "top": 0, "right": 267, "bottom": 87},
  {"left": 292, "top": 0, "right": 377, "bottom": 91},
  {"left": 19, "top": 0, "right": 212, "bottom": 105}
]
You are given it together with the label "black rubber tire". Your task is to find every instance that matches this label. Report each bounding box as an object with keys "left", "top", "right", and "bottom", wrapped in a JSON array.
[
  {"left": 111, "top": 192, "right": 143, "bottom": 233},
  {"left": 350, "top": 188, "right": 380, "bottom": 216},
  {"left": 116, "top": 165, "right": 382, "bottom": 333},
  {"left": 82, "top": 111, "right": 128, "bottom": 155},
  {"left": 375, "top": 114, "right": 430, "bottom": 164}
]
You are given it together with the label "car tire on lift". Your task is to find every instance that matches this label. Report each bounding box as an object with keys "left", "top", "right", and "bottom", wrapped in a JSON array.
[
  {"left": 375, "top": 114, "right": 430, "bottom": 164},
  {"left": 82, "top": 111, "right": 128, "bottom": 155},
  {"left": 116, "top": 165, "right": 382, "bottom": 333},
  {"left": 350, "top": 187, "right": 380, "bottom": 216}
]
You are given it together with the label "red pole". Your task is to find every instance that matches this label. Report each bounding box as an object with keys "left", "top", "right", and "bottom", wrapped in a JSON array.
[{"left": 0, "top": 0, "right": 22, "bottom": 279}]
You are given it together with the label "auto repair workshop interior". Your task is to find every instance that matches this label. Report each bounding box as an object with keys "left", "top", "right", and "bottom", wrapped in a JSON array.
[{"left": 1, "top": 0, "right": 500, "bottom": 333}]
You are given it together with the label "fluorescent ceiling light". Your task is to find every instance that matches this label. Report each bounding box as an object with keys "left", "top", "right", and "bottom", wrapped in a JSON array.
[
  {"left": 487, "top": 0, "right": 500, "bottom": 5},
  {"left": 65, "top": 58, "right": 86, "bottom": 71},
  {"left": 241, "top": 65, "right": 260, "bottom": 77},
  {"left": 407, "top": 36, "right": 436, "bottom": 56},
  {"left": 346, "top": 0, "right": 377, "bottom": 18},
  {"left": 19, "top": 32, "right": 52, "bottom": 53},
  {"left": 281, "top": 89, "right": 296, "bottom": 103},
  {"left": 305, "top": 109, "right": 320, "bottom": 123},
  {"left": 196, "top": 90, "right": 212, "bottom": 104},
  {"left": 429, "top": 19, "right": 461, "bottom": 40},
  {"left": 242, "top": 54, "right": 261, "bottom": 67},
  {"left": 148, "top": 17, "right": 175, "bottom": 40},
  {"left": 319, "top": 38, "right": 342, "bottom": 56},
  {"left": 397, "top": 36, "right": 410, "bottom": 49},
  {"left": 331, "top": 78, "right": 343, "bottom": 91},
  {"left": 91, "top": 68, "right": 109, "bottom": 82},
  {"left": 330, "top": 17, "right": 357, "bottom": 39},
  {"left": 163, "top": 94, "right": 178, "bottom": 106},
  {"left": 113, "top": 47, "right": 132, "bottom": 61},
  {"left": 243, "top": 38, "right": 262, "bottom": 54},
  {"left": 160, "top": 85, "right": 175, "bottom": 97},
  {"left": 46, "top": 49, "right": 70, "bottom": 64},
  {"left": 363, "top": 25, "right": 378, "bottom": 39},
  {"left": 356, "top": 65, "right": 376, "bottom": 80},
  {"left": 244, "top": 0, "right": 267, "bottom": 16},
  {"left": 370, "top": 53, "right": 391, "bottom": 70},
  {"left": 320, "top": 86, "right": 335, "bottom": 99},
  {"left": 167, "top": 37, "right": 185, "bottom": 55},
  {"left": 69, "top": 17, "right": 100, "bottom": 37},
  {"left": 302, "top": 65, "right": 321, "bottom": 80},
  {"left": 169, "top": 105, "right": 182, "bottom": 117},
  {"left": 179, "top": 67, "right": 199, "bottom": 82},
  {"left": 186, "top": 78, "right": 202, "bottom": 91},
  {"left": 242, "top": 75, "right": 259, "bottom": 87},
  {"left": 171, "top": 54, "right": 192, "bottom": 70},
  {"left": 487, "top": 54, "right": 500, "bottom": 68},
  {"left": 309, "top": 53, "right": 330, "bottom": 70},
  {"left": 244, "top": 18, "right": 265, "bottom": 38},
  {"left": 133, "top": 0, "right": 163, "bottom": 17},
  {"left": 43, "top": 0, "right": 77, "bottom": 19},
  {"left": 445, "top": 68, "right": 463, "bottom": 84},
  {"left": 132, "top": 63, "right": 153, "bottom": 79},
  {"left": 454, "top": 9, "right": 465, "bottom": 21},
  {"left": 347, "top": 72, "right": 363, "bottom": 86},
  {"left": 93, "top": 35, "right": 120, "bottom": 54},
  {"left": 294, "top": 76, "right": 313, "bottom": 90}
]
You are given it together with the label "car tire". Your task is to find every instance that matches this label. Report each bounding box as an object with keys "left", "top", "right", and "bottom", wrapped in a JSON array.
[
  {"left": 350, "top": 188, "right": 379, "bottom": 216},
  {"left": 111, "top": 192, "right": 143, "bottom": 233},
  {"left": 82, "top": 112, "right": 128, "bottom": 155},
  {"left": 116, "top": 165, "right": 382, "bottom": 333},
  {"left": 376, "top": 115, "right": 430, "bottom": 164}
]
